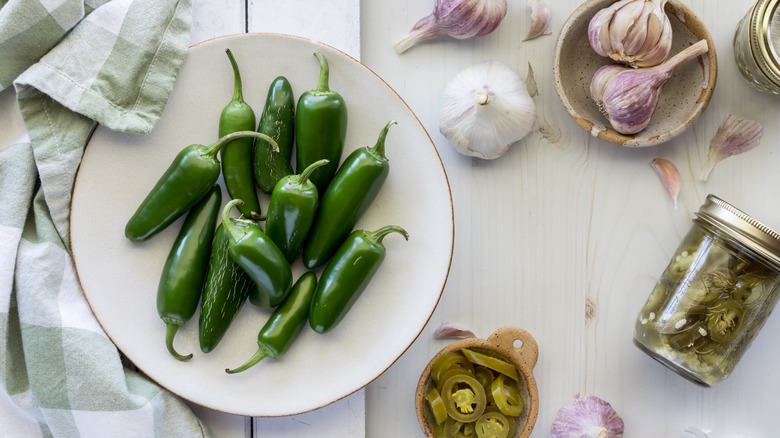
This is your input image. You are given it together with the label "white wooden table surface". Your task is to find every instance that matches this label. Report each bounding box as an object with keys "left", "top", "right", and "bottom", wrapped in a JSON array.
[
  {"left": 365, "top": 0, "right": 780, "bottom": 435},
  {"left": 12, "top": 0, "right": 772, "bottom": 436}
]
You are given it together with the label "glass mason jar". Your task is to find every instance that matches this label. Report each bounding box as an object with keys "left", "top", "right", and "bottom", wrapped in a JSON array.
[
  {"left": 634, "top": 195, "right": 780, "bottom": 386},
  {"left": 733, "top": 0, "right": 780, "bottom": 94}
]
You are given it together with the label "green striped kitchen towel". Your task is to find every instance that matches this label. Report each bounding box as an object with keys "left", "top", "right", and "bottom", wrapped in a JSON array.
[{"left": 0, "top": 1, "right": 211, "bottom": 436}]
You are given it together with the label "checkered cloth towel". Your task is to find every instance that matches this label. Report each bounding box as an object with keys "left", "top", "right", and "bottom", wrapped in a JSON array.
[{"left": 0, "top": 1, "right": 211, "bottom": 436}]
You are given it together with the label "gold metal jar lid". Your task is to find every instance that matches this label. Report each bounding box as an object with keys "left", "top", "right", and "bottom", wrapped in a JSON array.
[
  {"left": 748, "top": 0, "right": 780, "bottom": 87},
  {"left": 696, "top": 194, "right": 780, "bottom": 269}
]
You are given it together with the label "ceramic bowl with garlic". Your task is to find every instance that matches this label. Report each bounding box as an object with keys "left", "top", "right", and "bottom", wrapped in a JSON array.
[
  {"left": 415, "top": 326, "right": 539, "bottom": 438},
  {"left": 553, "top": 0, "right": 717, "bottom": 147}
]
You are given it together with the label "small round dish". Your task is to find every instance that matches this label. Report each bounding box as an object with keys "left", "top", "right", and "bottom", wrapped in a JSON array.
[
  {"left": 415, "top": 327, "right": 539, "bottom": 438},
  {"left": 553, "top": 0, "right": 717, "bottom": 147}
]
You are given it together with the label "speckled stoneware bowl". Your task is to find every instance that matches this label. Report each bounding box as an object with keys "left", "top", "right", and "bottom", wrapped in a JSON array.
[
  {"left": 553, "top": 0, "right": 717, "bottom": 147},
  {"left": 415, "top": 327, "right": 539, "bottom": 438}
]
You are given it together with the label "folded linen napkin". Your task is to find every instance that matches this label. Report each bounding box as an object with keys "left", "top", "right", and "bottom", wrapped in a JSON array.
[{"left": 0, "top": 1, "right": 210, "bottom": 436}]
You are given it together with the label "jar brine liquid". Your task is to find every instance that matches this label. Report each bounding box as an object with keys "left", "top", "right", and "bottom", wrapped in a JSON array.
[{"left": 634, "top": 195, "right": 780, "bottom": 386}]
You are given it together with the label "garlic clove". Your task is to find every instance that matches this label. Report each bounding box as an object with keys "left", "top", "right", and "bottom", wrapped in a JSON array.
[
  {"left": 440, "top": 60, "right": 536, "bottom": 159},
  {"left": 639, "top": 3, "right": 668, "bottom": 53},
  {"left": 632, "top": 4, "right": 673, "bottom": 67},
  {"left": 588, "top": 0, "right": 672, "bottom": 68},
  {"left": 590, "top": 40, "right": 709, "bottom": 135},
  {"left": 588, "top": 1, "right": 629, "bottom": 58},
  {"left": 608, "top": 0, "right": 645, "bottom": 58},
  {"left": 651, "top": 158, "right": 681, "bottom": 208},
  {"left": 433, "top": 322, "right": 477, "bottom": 339},
  {"left": 699, "top": 114, "right": 764, "bottom": 182},
  {"left": 395, "top": 0, "right": 508, "bottom": 54},
  {"left": 524, "top": 0, "right": 552, "bottom": 41},
  {"left": 588, "top": 13, "right": 610, "bottom": 57},
  {"left": 622, "top": 2, "right": 656, "bottom": 56},
  {"left": 589, "top": 64, "right": 623, "bottom": 105}
]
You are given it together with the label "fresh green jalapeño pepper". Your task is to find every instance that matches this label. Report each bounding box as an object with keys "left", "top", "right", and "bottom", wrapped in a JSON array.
[
  {"left": 309, "top": 225, "right": 408, "bottom": 333},
  {"left": 199, "top": 220, "right": 257, "bottom": 353},
  {"left": 255, "top": 76, "right": 295, "bottom": 193},
  {"left": 295, "top": 51, "right": 348, "bottom": 194},
  {"left": 226, "top": 271, "right": 317, "bottom": 374},
  {"left": 220, "top": 49, "right": 262, "bottom": 219},
  {"left": 265, "top": 159, "right": 329, "bottom": 263},
  {"left": 124, "top": 130, "right": 277, "bottom": 242},
  {"left": 157, "top": 185, "right": 221, "bottom": 361},
  {"left": 302, "top": 121, "right": 396, "bottom": 270},
  {"left": 222, "top": 199, "right": 293, "bottom": 307}
]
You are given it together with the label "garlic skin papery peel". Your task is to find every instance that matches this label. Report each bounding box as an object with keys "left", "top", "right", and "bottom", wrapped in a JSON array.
[
  {"left": 440, "top": 60, "right": 536, "bottom": 160},
  {"left": 699, "top": 114, "right": 763, "bottom": 182},
  {"left": 524, "top": 0, "right": 552, "bottom": 41}
]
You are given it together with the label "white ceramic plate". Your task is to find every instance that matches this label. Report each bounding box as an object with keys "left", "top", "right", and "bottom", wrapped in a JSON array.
[{"left": 70, "top": 33, "right": 453, "bottom": 417}]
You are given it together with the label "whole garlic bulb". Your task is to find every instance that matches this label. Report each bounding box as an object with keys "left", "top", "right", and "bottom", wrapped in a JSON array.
[
  {"left": 551, "top": 394, "right": 624, "bottom": 438},
  {"left": 590, "top": 39, "right": 709, "bottom": 135},
  {"left": 440, "top": 61, "right": 536, "bottom": 159},
  {"left": 588, "top": 0, "right": 673, "bottom": 68}
]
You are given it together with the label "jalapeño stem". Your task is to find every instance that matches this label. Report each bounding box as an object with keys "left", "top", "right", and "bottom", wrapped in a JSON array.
[
  {"left": 370, "top": 120, "right": 397, "bottom": 158},
  {"left": 202, "top": 131, "right": 279, "bottom": 159},
  {"left": 163, "top": 318, "right": 192, "bottom": 361},
  {"left": 366, "top": 225, "right": 409, "bottom": 244},
  {"left": 225, "top": 49, "right": 245, "bottom": 102},
  {"left": 296, "top": 159, "right": 330, "bottom": 186},
  {"left": 221, "top": 199, "right": 246, "bottom": 243},
  {"left": 225, "top": 343, "right": 274, "bottom": 374},
  {"left": 313, "top": 52, "right": 331, "bottom": 93}
]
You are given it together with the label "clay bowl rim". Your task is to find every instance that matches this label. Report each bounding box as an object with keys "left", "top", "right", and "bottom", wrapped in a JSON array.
[
  {"left": 414, "top": 326, "right": 540, "bottom": 438},
  {"left": 552, "top": 0, "right": 718, "bottom": 147}
]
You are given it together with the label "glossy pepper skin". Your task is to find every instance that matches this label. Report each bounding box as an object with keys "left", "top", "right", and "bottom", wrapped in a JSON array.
[
  {"left": 222, "top": 199, "right": 293, "bottom": 308},
  {"left": 226, "top": 271, "right": 317, "bottom": 374},
  {"left": 309, "top": 225, "right": 408, "bottom": 333},
  {"left": 199, "top": 221, "right": 257, "bottom": 353},
  {"left": 124, "top": 130, "right": 277, "bottom": 242},
  {"left": 254, "top": 76, "right": 295, "bottom": 193},
  {"left": 157, "top": 186, "right": 221, "bottom": 361},
  {"left": 265, "top": 159, "right": 329, "bottom": 263},
  {"left": 295, "top": 51, "right": 348, "bottom": 194},
  {"left": 302, "top": 121, "right": 396, "bottom": 270},
  {"left": 220, "top": 49, "right": 262, "bottom": 219}
]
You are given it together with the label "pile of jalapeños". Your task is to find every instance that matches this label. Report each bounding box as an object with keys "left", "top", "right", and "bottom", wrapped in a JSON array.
[{"left": 125, "top": 48, "right": 409, "bottom": 371}]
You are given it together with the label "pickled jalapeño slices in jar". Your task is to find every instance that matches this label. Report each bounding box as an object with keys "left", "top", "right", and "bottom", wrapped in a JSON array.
[{"left": 634, "top": 195, "right": 780, "bottom": 386}]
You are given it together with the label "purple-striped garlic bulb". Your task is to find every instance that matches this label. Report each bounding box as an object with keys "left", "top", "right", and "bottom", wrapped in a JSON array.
[
  {"left": 395, "top": 0, "right": 508, "bottom": 54},
  {"left": 590, "top": 39, "right": 709, "bottom": 135},
  {"left": 551, "top": 394, "right": 624, "bottom": 438}
]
